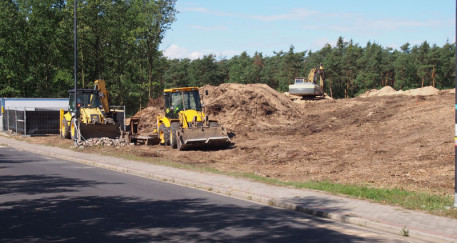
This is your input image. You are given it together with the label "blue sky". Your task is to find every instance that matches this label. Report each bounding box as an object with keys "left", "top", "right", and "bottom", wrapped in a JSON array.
[{"left": 161, "top": 0, "right": 455, "bottom": 60}]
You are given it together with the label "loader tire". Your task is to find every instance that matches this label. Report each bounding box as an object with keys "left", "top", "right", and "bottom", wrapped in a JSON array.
[
  {"left": 165, "top": 128, "right": 170, "bottom": 145},
  {"left": 176, "top": 132, "right": 183, "bottom": 150},
  {"left": 60, "top": 118, "right": 70, "bottom": 139},
  {"left": 170, "top": 130, "right": 177, "bottom": 149},
  {"left": 170, "top": 123, "right": 180, "bottom": 149}
]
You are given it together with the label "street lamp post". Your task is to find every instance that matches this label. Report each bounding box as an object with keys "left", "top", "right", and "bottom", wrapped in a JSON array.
[
  {"left": 454, "top": 0, "right": 457, "bottom": 208},
  {"left": 73, "top": 0, "right": 78, "bottom": 146}
]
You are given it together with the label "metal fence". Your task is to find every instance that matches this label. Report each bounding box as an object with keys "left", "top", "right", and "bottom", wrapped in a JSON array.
[
  {"left": 1, "top": 106, "right": 126, "bottom": 135},
  {"left": 2, "top": 107, "right": 61, "bottom": 135}
]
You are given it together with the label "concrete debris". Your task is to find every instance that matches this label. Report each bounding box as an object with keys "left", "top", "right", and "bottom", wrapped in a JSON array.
[{"left": 78, "top": 137, "right": 130, "bottom": 148}]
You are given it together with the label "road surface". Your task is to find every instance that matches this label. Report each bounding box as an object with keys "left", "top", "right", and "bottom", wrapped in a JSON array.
[{"left": 0, "top": 145, "right": 409, "bottom": 242}]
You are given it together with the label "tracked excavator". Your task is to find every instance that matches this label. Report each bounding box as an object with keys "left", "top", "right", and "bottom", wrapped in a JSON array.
[
  {"left": 156, "top": 87, "right": 231, "bottom": 150},
  {"left": 60, "top": 79, "right": 123, "bottom": 141},
  {"left": 289, "top": 64, "right": 325, "bottom": 97}
]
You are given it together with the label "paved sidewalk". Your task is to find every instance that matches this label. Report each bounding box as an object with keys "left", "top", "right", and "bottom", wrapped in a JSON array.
[{"left": 1, "top": 135, "right": 456, "bottom": 242}]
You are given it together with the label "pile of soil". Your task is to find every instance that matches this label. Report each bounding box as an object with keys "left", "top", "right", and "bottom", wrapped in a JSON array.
[
  {"left": 403, "top": 86, "right": 440, "bottom": 96},
  {"left": 359, "top": 86, "right": 439, "bottom": 98},
  {"left": 200, "top": 83, "right": 302, "bottom": 132},
  {"left": 132, "top": 97, "right": 164, "bottom": 134}
]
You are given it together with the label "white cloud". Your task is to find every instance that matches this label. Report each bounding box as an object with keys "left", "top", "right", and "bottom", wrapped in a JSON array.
[
  {"left": 163, "top": 44, "right": 189, "bottom": 59},
  {"left": 181, "top": 7, "right": 208, "bottom": 13},
  {"left": 252, "top": 8, "right": 318, "bottom": 21},
  {"left": 181, "top": 6, "right": 234, "bottom": 17},
  {"left": 189, "top": 51, "right": 205, "bottom": 59},
  {"left": 305, "top": 15, "right": 443, "bottom": 35},
  {"left": 312, "top": 38, "right": 333, "bottom": 49},
  {"left": 163, "top": 44, "right": 240, "bottom": 60},
  {"left": 183, "top": 6, "right": 318, "bottom": 22},
  {"left": 190, "top": 25, "right": 227, "bottom": 31}
]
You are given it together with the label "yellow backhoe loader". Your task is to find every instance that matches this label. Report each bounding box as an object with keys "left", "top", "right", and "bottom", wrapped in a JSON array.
[
  {"left": 60, "top": 79, "right": 123, "bottom": 141},
  {"left": 156, "top": 87, "right": 231, "bottom": 150}
]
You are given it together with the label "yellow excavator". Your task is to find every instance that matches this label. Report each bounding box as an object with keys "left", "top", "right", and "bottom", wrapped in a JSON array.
[
  {"left": 289, "top": 64, "right": 325, "bottom": 97},
  {"left": 156, "top": 87, "right": 231, "bottom": 150},
  {"left": 60, "top": 79, "right": 122, "bottom": 141}
]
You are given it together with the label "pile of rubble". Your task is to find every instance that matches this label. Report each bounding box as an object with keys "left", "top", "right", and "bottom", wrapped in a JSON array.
[{"left": 78, "top": 137, "right": 131, "bottom": 148}]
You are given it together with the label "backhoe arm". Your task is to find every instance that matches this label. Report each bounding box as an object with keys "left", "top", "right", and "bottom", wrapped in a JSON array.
[{"left": 94, "top": 79, "right": 110, "bottom": 114}]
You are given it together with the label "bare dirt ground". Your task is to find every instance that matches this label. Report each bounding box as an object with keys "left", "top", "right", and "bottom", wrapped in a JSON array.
[{"left": 21, "top": 84, "right": 455, "bottom": 196}]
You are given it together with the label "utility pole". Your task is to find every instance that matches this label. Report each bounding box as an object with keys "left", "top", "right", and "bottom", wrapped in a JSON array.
[
  {"left": 74, "top": 0, "right": 79, "bottom": 146},
  {"left": 454, "top": 0, "right": 457, "bottom": 208}
]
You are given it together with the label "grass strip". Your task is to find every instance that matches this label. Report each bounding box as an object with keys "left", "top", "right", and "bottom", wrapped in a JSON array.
[{"left": 234, "top": 172, "right": 457, "bottom": 218}]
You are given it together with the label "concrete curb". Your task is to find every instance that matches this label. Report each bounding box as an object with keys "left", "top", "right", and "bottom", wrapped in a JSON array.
[{"left": 1, "top": 136, "right": 456, "bottom": 243}]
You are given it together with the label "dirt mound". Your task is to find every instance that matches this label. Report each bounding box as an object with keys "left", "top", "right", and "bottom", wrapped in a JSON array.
[
  {"left": 132, "top": 104, "right": 164, "bottom": 134},
  {"left": 147, "top": 96, "right": 164, "bottom": 109},
  {"left": 404, "top": 86, "right": 439, "bottom": 96},
  {"left": 377, "top": 86, "right": 398, "bottom": 96},
  {"left": 201, "top": 83, "right": 301, "bottom": 132},
  {"left": 360, "top": 86, "right": 440, "bottom": 98},
  {"left": 359, "top": 86, "right": 398, "bottom": 97}
]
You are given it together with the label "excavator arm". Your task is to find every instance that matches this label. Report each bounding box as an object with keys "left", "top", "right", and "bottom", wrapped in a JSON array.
[
  {"left": 94, "top": 79, "right": 110, "bottom": 114},
  {"left": 307, "top": 64, "right": 324, "bottom": 89}
]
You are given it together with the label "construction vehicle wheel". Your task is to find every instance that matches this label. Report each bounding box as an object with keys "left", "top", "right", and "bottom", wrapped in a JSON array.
[
  {"left": 61, "top": 118, "right": 70, "bottom": 139},
  {"left": 70, "top": 118, "right": 78, "bottom": 141},
  {"left": 170, "top": 123, "right": 179, "bottom": 149},
  {"left": 177, "top": 133, "right": 183, "bottom": 150},
  {"left": 170, "top": 130, "right": 177, "bottom": 149}
]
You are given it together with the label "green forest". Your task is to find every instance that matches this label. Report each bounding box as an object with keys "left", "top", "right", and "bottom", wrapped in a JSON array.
[{"left": 1, "top": 0, "right": 455, "bottom": 114}]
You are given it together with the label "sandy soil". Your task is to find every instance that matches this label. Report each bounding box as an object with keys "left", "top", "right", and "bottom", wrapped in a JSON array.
[{"left": 21, "top": 84, "right": 455, "bottom": 195}]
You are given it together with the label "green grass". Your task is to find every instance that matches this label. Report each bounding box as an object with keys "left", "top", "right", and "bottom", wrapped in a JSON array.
[{"left": 197, "top": 171, "right": 457, "bottom": 218}]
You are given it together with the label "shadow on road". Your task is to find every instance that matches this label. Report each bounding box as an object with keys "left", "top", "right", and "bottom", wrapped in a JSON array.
[
  {"left": 0, "top": 174, "right": 115, "bottom": 195},
  {"left": 0, "top": 174, "right": 388, "bottom": 242}
]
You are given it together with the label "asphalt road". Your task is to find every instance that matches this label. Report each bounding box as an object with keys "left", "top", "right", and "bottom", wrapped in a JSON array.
[{"left": 0, "top": 145, "right": 409, "bottom": 242}]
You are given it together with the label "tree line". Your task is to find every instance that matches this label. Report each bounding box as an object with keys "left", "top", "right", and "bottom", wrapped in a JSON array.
[
  {"left": 162, "top": 37, "right": 455, "bottom": 99},
  {"left": 1, "top": 0, "right": 455, "bottom": 115},
  {"left": 0, "top": 0, "right": 177, "bottom": 113}
]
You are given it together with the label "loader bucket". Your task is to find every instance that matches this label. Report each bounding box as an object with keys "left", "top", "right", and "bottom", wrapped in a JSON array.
[
  {"left": 79, "top": 123, "right": 121, "bottom": 139},
  {"left": 177, "top": 126, "right": 231, "bottom": 150}
]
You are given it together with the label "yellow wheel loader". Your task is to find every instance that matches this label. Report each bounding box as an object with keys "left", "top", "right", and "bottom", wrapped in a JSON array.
[
  {"left": 60, "top": 79, "right": 123, "bottom": 141},
  {"left": 156, "top": 87, "right": 231, "bottom": 150}
]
